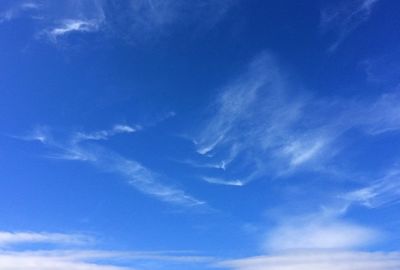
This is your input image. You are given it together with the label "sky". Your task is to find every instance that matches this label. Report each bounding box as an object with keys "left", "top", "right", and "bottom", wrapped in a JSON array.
[{"left": 1, "top": 0, "right": 400, "bottom": 269}]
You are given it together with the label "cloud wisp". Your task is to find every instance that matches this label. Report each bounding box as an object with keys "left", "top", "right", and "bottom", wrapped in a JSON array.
[
  {"left": 0, "top": 231, "right": 92, "bottom": 247},
  {"left": 218, "top": 251, "right": 400, "bottom": 270},
  {"left": 321, "top": 0, "right": 381, "bottom": 51},
  {"left": 0, "top": 0, "right": 234, "bottom": 43},
  {"left": 220, "top": 207, "right": 392, "bottom": 270},
  {"left": 23, "top": 125, "right": 205, "bottom": 208},
  {"left": 186, "top": 52, "right": 400, "bottom": 187},
  {"left": 46, "top": 19, "right": 101, "bottom": 40},
  {"left": 0, "top": 1, "right": 41, "bottom": 23},
  {"left": 0, "top": 230, "right": 214, "bottom": 270},
  {"left": 264, "top": 215, "right": 378, "bottom": 252},
  {"left": 342, "top": 168, "right": 400, "bottom": 208}
]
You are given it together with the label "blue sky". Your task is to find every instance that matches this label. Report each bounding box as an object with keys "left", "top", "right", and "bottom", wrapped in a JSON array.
[{"left": 1, "top": 0, "right": 400, "bottom": 269}]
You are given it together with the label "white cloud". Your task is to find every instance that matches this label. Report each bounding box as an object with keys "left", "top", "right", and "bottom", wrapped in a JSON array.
[
  {"left": 24, "top": 125, "right": 205, "bottom": 207},
  {"left": 218, "top": 251, "right": 400, "bottom": 270},
  {"left": 106, "top": 0, "right": 233, "bottom": 40},
  {"left": 0, "top": 1, "right": 41, "bottom": 23},
  {"left": 342, "top": 168, "right": 400, "bottom": 208},
  {"left": 0, "top": 232, "right": 92, "bottom": 247},
  {"left": 264, "top": 219, "right": 378, "bottom": 251},
  {"left": 47, "top": 19, "right": 101, "bottom": 39},
  {"left": 321, "top": 0, "right": 381, "bottom": 51},
  {"left": 359, "top": 93, "right": 400, "bottom": 135},
  {"left": 192, "top": 52, "right": 334, "bottom": 182},
  {"left": 186, "top": 52, "right": 400, "bottom": 186},
  {"left": 0, "top": 252, "right": 129, "bottom": 270},
  {"left": 0, "top": 231, "right": 213, "bottom": 270},
  {"left": 202, "top": 177, "right": 245, "bottom": 186},
  {"left": 73, "top": 124, "right": 140, "bottom": 143},
  {"left": 2, "top": 0, "right": 233, "bottom": 43}
]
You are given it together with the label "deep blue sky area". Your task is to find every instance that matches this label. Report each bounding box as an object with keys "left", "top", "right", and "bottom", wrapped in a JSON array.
[{"left": 1, "top": 1, "right": 400, "bottom": 270}]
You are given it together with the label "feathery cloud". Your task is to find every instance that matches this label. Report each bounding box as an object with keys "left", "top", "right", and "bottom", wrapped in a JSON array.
[
  {"left": 1, "top": 0, "right": 233, "bottom": 43},
  {"left": 0, "top": 231, "right": 214, "bottom": 270},
  {"left": 321, "top": 0, "right": 381, "bottom": 51},
  {"left": 23, "top": 125, "right": 204, "bottom": 207},
  {"left": 187, "top": 52, "right": 400, "bottom": 187},
  {"left": 264, "top": 219, "right": 378, "bottom": 251},
  {"left": 0, "top": 232, "right": 92, "bottom": 247},
  {"left": 218, "top": 251, "right": 400, "bottom": 270},
  {"left": 342, "top": 168, "right": 400, "bottom": 208}
]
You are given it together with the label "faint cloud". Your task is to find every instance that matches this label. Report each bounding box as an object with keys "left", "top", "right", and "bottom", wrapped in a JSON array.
[
  {"left": 106, "top": 0, "right": 234, "bottom": 41},
  {"left": 321, "top": 0, "right": 380, "bottom": 51},
  {"left": 46, "top": 19, "right": 102, "bottom": 41},
  {"left": 202, "top": 177, "right": 245, "bottom": 187},
  {"left": 342, "top": 168, "right": 400, "bottom": 208},
  {"left": 0, "top": 0, "right": 41, "bottom": 23},
  {"left": 0, "top": 230, "right": 214, "bottom": 270},
  {"left": 264, "top": 218, "right": 378, "bottom": 251},
  {"left": 0, "top": 231, "right": 93, "bottom": 247},
  {"left": 185, "top": 52, "right": 400, "bottom": 186},
  {"left": 1, "top": 0, "right": 234, "bottom": 43},
  {"left": 22, "top": 125, "right": 205, "bottom": 208},
  {"left": 218, "top": 251, "right": 400, "bottom": 270},
  {"left": 191, "top": 52, "right": 334, "bottom": 183},
  {"left": 357, "top": 92, "right": 400, "bottom": 135},
  {"left": 72, "top": 124, "right": 140, "bottom": 143}
]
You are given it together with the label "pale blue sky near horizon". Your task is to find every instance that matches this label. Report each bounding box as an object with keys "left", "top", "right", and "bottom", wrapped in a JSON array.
[{"left": 1, "top": 0, "right": 400, "bottom": 270}]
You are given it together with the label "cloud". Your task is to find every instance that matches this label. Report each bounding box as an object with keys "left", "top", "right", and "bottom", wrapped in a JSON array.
[
  {"left": 321, "top": 0, "right": 381, "bottom": 51},
  {"left": 23, "top": 125, "right": 205, "bottom": 207},
  {"left": 72, "top": 124, "right": 141, "bottom": 143},
  {"left": 0, "top": 232, "right": 92, "bottom": 247},
  {"left": 191, "top": 52, "right": 335, "bottom": 183},
  {"left": 46, "top": 19, "right": 102, "bottom": 40},
  {"left": 0, "top": 1, "right": 41, "bottom": 23},
  {"left": 264, "top": 219, "right": 378, "bottom": 251},
  {"left": 0, "top": 231, "right": 214, "bottom": 270},
  {"left": 106, "top": 0, "right": 233, "bottom": 40},
  {"left": 358, "top": 93, "right": 400, "bottom": 135},
  {"left": 202, "top": 177, "right": 245, "bottom": 187},
  {"left": 342, "top": 168, "right": 400, "bottom": 208},
  {"left": 185, "top": 52, "right": 400, "bottom": 187},
  {"left": 1, "top": 0, "right": 233, "bottom": 43},
  {"left": 218, "top": 251, "right": 400, "bottom": 270}
]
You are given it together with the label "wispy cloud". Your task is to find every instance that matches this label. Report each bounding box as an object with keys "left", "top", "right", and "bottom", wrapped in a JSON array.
[
  {"left": 46, "top": 19, "right": 102, "bottom": 40},
  {"left": 72, "top": 124, "right": 141, "bottom": 143},
  {"left": 202, "top": 177, "right": 245, "bottom": 187},
  {"left": 0, "top": 1, "right": 41, "bottom": 23},
  {"left": 321, "top": 0, "right": 381, "bottom": 51},
  {"left": 342, "top": 168, "right": 400, "bottom": 208},
  {"left": 190, "top": 53, "right": 332, "bottom": 184},
  {"left": 0, "top": 231, "right": 92, "bottom": 247},
  {"left": 0, "top": 231, "right": 214, "bottom": 270},
  {"left": 218, "top": 251, "right": 400, "bottom": 270},
  {"left": 1, "top": 0, "right": 233, "bottom": 43},
  {"left": 22, "top": 125, "right": 205, "bottom": 207},
  {"left": 186, "top": 52, "right": 400, "bottom": 187},
  {"left": 106, "top": 0, "right": 233, "bottom": 40},
  {"left": 264, "top": 216, "right": 378, "bottom": 251}
]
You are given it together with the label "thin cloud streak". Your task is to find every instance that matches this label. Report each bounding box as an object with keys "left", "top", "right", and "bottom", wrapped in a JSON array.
[
  {"left": 47, "top": 19, "right": 102, "bottom": 40},
  {"left": 23, "top": 125, "right": 205, "bottom": 207},
  {"left": 1, "top": 0, "right": 234, "bottom": 43},
  {"left": 264, "top": 218, "right": 378, "bottom": 251},
  {"left": 189, "top": 52, "right": 400, "bottom": 186},
  {"left": 0, "top": 231, "right": 214, "bottom": 270},
  {"left": 342, "top": 168, "right": 400, "bottom": 208},
  {"left": 321, "top": 0, "right": 381, "bottom": 51},
  {"left": 218, "top": 251, "right": 400, "bottom": 270},
  {"left": 202, "top": 177, "right": 245, "bottom": 187},
  {"left": 0, "top": 232, "right": 92, "bottom": 247}
]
